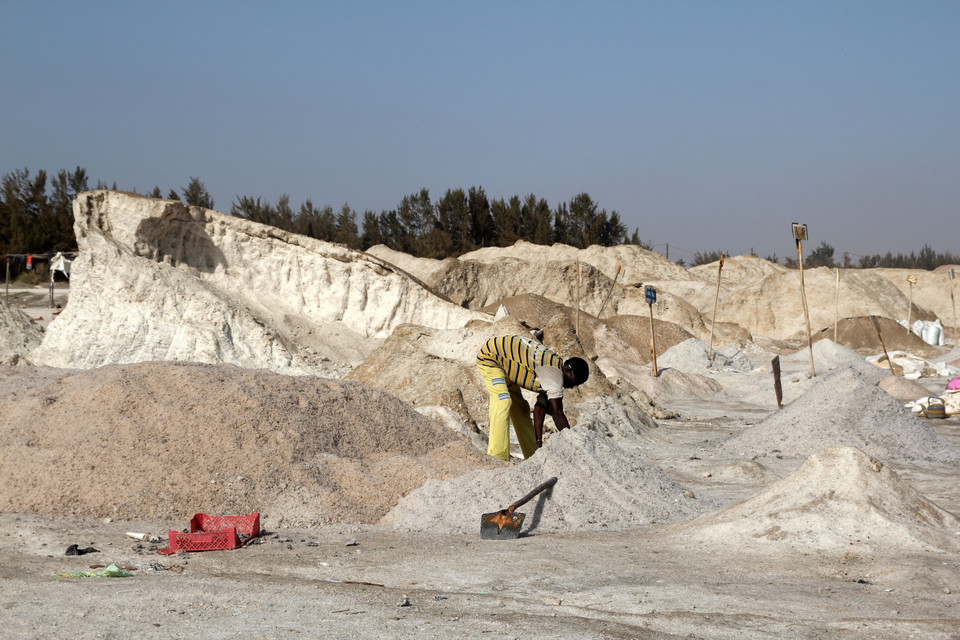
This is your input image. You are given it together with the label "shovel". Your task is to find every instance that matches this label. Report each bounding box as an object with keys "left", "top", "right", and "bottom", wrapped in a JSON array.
[{"left": 480, "top": 477, "right": 557, "bottom": 540}]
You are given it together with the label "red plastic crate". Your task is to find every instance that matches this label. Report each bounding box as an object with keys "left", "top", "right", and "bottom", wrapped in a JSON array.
[{"left": 161, "top": 513, "right": 260, "bottom": 554}]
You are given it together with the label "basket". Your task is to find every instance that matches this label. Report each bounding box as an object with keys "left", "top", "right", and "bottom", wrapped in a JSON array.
[{"left": 161, "top": 513, "right": 260, "bottom": 554}]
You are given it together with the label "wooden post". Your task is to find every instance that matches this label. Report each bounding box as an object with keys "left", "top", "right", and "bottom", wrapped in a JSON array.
[
  {"left": 951, "top": 270, "right": 958, "bottom": 346},
  {"left": 794, "top": 229, "right": 815, "bottom": 377},
  {"left": 4, "top": 257, "right": 9, "bottom": 304},
  {"left": 596, "top": 263, "right": 621, "bottom": 319},
  {"left": 834, "top": 268, "right": 840, "bottom": 343},
  {"left": 645, "top": 285, "right": 658, "bottom": 377},
  {"left": 575, "top": 259, "right": 581, "bottom": 339},
  {"left": 906, "top": 275, "right": 916, "bottom": 337},
  {"left": 772, "top": 356, "right": 783, "bottom": 410},
  {"left": 708, "top": 253, "right": 724, "bottom": 359},
  {"left": 871, "top": 315, "right": 898, "bottom": 376},
  {"left": 649, "top": 301, "right": 658, "bottom": 377}
]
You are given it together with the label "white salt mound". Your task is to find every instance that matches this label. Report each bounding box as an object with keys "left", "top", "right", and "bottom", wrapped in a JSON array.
[
  {"left": 719, "top": 367, "right": 960, "bottom": 464},
  {"left": 658, "top": 338, "right": 753, "bottom": 374},
  {"left": 0, "top": 300, "right": 43, "bottom": 365},
  {"left": 679, "top": 447, "right": 960, "bottom": 552},
  {"left": 381, "top": 428, "right": 715, "bottom": 533}
]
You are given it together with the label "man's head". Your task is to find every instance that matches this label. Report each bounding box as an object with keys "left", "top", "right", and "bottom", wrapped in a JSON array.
[{"left": 562, "top": 357, "right": 590, "bottom": 388}]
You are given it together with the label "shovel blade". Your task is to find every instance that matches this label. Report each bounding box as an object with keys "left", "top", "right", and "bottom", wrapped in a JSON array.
[{"left": 480, "top": 509, "right": 526, "bottom": 540}]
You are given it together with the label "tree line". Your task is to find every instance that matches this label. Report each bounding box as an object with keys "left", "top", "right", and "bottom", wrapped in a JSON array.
[
  {"left": 1, "top": 168, "right": 636, "bottom": 259},
  {"left": 2, "top": 167, "right": 957, "bottom": 270}
]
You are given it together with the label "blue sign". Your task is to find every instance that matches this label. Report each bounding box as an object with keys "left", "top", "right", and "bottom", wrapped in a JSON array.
[{"left": 645, "top": 286, "right": 657, "bottom": 304}]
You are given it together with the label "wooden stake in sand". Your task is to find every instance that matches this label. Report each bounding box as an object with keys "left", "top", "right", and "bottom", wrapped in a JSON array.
[
  {"left": 575, "top": 259, "right": 582, "bottom": 339},
  {"left": 834, "top": 268, "right": 841, "bottom": 343},
  {"left": 645, "top": 285, "right": 658, "bottom": 377},
  {"left": 707, "top": 253, "right": 724, "bottom": 360},
  {"left": 871, "top": 315, "right": 898, "bottom": 377},
  {"left": 951, "top": 269, "right": 958, "bottom": 346},
  {"left": 792, "top": 223, "right": 815, "bottom": 377},
  {"left": 906, "top": 274, "right": 917, "bottom": 337},
  {"left": 596, "top": 263, "right": 622, "bottom": 319},
  {"left": 771, "top": 355, "right": 783, "bottom": 410}
]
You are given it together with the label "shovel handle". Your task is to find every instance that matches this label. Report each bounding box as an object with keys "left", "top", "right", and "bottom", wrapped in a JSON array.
[{"left": 508, "top": 477, "right": 558, "bottom": 512}]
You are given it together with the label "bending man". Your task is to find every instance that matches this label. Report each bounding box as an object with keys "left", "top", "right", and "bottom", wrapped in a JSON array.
[{"left": 476, "top": 334, "right": 590, "bottom": 461}]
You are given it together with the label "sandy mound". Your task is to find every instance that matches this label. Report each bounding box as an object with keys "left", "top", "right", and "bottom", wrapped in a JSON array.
[
  {"left": 0, "top": 300, "right": 43, "bottom": 365},
  {"left": 381, "top": 427, "right": 714, "bottom": 533},
  {"left": 678, "top": 447, "right": 960, "bottom": 551},
  {"left": 878, "top": 375, "right": 935, "bottom": 402},
  {"left": 874, "top": 266, "right": 960, "bottom": 329},
  {"left": 814, "top": 315, "right": 946, "bottom": 358},
  {"left": 688, "top": 254, "right": 788, "bottom": 286},
  {"left": 480, "top": 293, "right": 698, "bottom": 366},
  {"left": 706, "top": 268, "right": 936, "bottom": 341},
  {"left": 704, "top": 460, "right": 782, "bottom": 484},
  {"left": 0, "top": 363, "right": 499, "bottom": 526},
  {"left": 29, "top": 191, "right": 486, "bottom": 376},
  {"left": 718, "top": 367, "right": 960, "bottom": 464}
]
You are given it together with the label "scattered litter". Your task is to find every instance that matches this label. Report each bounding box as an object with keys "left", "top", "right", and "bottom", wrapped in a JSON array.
[
  {"left": 64, "top": 545, "right": 98, "bottom": 556},
  {"left": 55, "top": 563, "right": 133, "bottom": 578},
  {"left": 126, "top": 531, "right": 160, "bottom": 543}
]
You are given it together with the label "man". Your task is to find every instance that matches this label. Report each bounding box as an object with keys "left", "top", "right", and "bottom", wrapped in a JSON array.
[{"left": 476, "top": 334, "right": 590, "bottom": 461}]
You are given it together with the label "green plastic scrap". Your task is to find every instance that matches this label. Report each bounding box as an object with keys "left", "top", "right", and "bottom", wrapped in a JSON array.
[{"left": 55, "top": 562, "right": 134, "bottom": 578}]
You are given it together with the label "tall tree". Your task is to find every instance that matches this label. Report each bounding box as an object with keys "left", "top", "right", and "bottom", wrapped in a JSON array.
[
  {"left": 334, "top": 203, "right": 360, "bottom": 248},
  {"left": 181, "top": 177, "right": 214, "bottom": 208},
  {"left": 468, "top": 186, "right": 495, "bottom": 248}
]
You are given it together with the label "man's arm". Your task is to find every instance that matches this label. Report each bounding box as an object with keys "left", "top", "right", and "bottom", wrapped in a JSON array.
[
  {"left": 548, "top": 397, "right": 572, "bottom": 431},
  {"left": 533, "top": 402, "right": 546, "bottom": 448}
]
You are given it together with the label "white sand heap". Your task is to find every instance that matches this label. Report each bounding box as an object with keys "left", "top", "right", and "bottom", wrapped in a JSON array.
[
  {"left": 719, "top": 367, "right": 960, "bottom": 464},
  {"left": 0, "top": 299, "right": 43, "bottom": 365},
  {"left": 657, "top": 338, "right": 754, "bottom": 373},
  {"left": 677, "top": 447, "right": 960, "bottom": 552},
  {"left": 381, "top": 428, "right": 715, "bottom": 533},
  {"left": 29, "top": 191, "right": 486, "bottom": 376}
]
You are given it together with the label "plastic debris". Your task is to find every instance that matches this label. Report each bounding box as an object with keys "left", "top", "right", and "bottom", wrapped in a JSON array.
[{"left": 55, "top": 563, "right": 134, "bottom": 578}]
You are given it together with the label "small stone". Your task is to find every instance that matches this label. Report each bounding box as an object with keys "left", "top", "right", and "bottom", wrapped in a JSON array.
[
  {"left": 345, "top": 538, "right": 358, "bottom": 547},
  {"left": 945, "top": 587, "right": 952, "bottom": 594},
  {"left": 683, "top": 490, "right": 695, "bottom": 499},
  {"left": 398, "top": 595, "right": 411, "bottom": 607}
]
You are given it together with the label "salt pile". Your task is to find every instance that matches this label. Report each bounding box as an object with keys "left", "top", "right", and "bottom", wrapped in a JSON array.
[
  {"left": 381, "top": 427, "right": 714, "bottom": 533},
  {"left": 719, "top": 367, "right": 960, "bottom": 464},
  {"left": 0, "top": 300, "right": 43, "bottom": 365},
  {"left": 0, "top": 362, "right": 498, "bottom": 526},
  {"left": 657, "top": 338, "right": 753, "bottom": 374},
  {"left": 678, "top": 447, "right": 960, "bottom": 552}
]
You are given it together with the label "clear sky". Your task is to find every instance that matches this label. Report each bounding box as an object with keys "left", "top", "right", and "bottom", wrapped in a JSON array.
[{"left": 2, "top": 0, "right": 958, "bottom": 262}]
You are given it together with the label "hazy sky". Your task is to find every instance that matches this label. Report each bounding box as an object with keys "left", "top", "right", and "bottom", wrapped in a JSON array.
[{"left": 2, "top": 1, "right": 958, "bottom": 262}]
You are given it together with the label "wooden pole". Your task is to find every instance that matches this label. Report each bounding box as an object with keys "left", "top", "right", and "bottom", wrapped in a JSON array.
[
  {"left": 708, "top": 253, "right": 724, "bottom": 359},
  {"left": 772, "top": 355, "right": 783, "bottom": 410},
  {"left": 871, "top": 315, "right": 897, "bottom": 376},
  {"left": 950, "top": 270, "right": 958, "bottom": 346},
  {"left": 796, "top": 240, "right": 816, "bottom": 377},
  {"left": 596, "top": 263, "right": 621, "bottom": 319},
  {"left": 575, "top": 259, "right": 581, "bottom": 339},
  {"left": 649, "top": 300, "right": 658, "bottom": 377},
  {"left": 906, "top": 277, "right": 914, "bottom": 337},
  {"left": 834, "top": 268, "right": 840, "bottom": 343},
  {"left": 4, "top": 258, "right": 9, "bottom": 304}
]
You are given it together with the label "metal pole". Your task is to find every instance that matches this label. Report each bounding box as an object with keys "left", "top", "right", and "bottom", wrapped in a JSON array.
[
  {"left": 575, "top": 259, "right": 581, "bottom": 339},
  {"left": 5, "top": 257, "right": 9, "bottom": 304}
]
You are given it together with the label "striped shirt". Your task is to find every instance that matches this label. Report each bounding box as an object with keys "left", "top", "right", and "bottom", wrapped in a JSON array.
[{"left": 477, "top": 335, "right": 563, "bottom": 393}]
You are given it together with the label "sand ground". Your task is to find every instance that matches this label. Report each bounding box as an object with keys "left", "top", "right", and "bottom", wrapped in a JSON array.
[{"left": 3, "top": 392, "right": 958, "bottom": 640}]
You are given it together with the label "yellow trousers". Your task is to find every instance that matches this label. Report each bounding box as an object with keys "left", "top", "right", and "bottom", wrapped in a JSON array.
[{"left": 477, "top": 361, "right": 537, "bottom": 461}]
